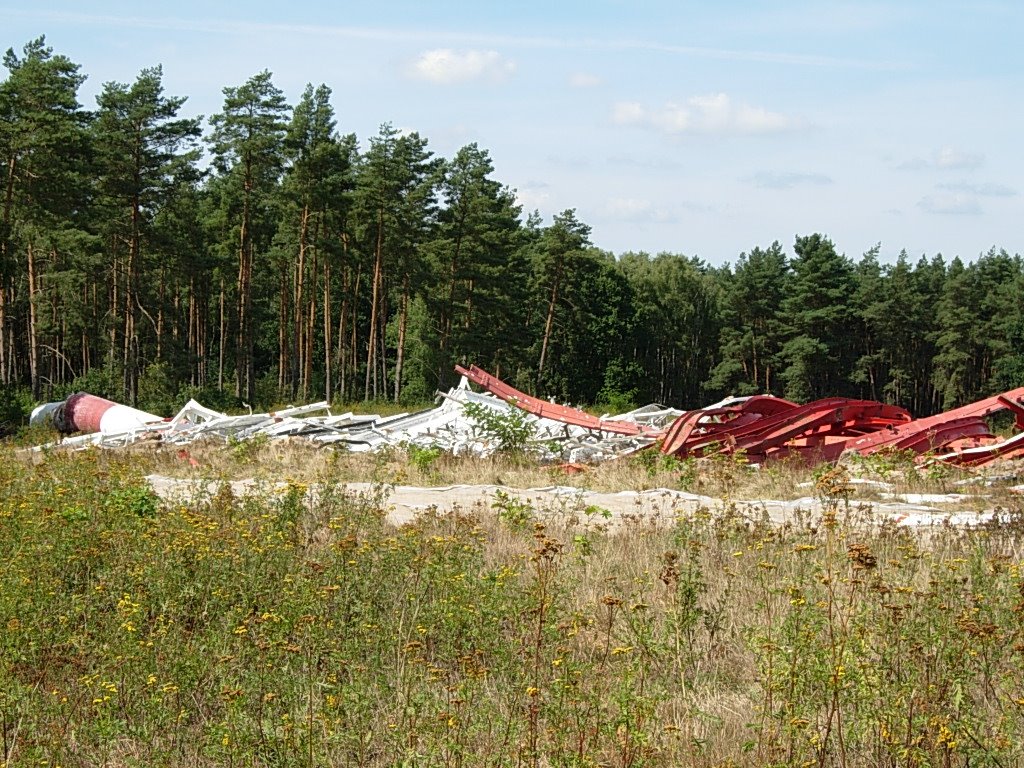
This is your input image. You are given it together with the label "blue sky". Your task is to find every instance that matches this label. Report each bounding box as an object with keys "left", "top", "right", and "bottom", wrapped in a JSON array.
[{"left": 2, "top": 1, "right": 1021, "bottom": 265}]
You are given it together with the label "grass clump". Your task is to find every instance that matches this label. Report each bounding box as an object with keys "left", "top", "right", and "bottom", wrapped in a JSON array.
[{"left": 3, "top": 446, "right": 1024, "bottom": 766}]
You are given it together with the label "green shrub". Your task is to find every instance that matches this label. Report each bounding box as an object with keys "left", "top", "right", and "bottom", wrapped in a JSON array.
[
  {"left": 463, "top": 400, "right": 535, "bottom": 454},
  {"left": 0, "top": 385, "right": 33, "bottom": 435}
]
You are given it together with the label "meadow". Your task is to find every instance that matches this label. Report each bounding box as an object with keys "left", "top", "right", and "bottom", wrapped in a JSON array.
[{"left": 2, "top": 440, "right": 1024, "bottom": 767}]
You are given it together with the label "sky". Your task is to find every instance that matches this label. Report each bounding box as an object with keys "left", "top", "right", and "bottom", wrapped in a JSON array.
[{"left": 2, "top": 1, "right": 1021, "bottom": 266}]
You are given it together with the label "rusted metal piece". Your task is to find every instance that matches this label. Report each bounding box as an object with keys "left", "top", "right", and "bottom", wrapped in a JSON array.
[
  {"left": 660, "top": 397, "right": 912, "bottom": 463},
  {"left": 742, "top": 402, "right": 915, "bottom": 464},
  {"left": 933, "top": 430, "right": 1024, "bottom": 467},
  {"left": 454, "top": 364, "right": 661, "bottom": 436},
  {"left": 659, "top": 395, "right": 798, "bottom": 456},
  {"left": 844, "top": 388, "right": 1024, "bottom": 459},
  {"left": 455, "top": 366, "right": 1024, "bottom": 469},
  {"left": 657, "top": 387, "right": 1024, "bottom": 467}
]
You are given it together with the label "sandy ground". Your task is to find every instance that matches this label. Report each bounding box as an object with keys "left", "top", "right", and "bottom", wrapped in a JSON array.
[{"left": 145, "top": 475, "right": 1007, "bottom": 528}]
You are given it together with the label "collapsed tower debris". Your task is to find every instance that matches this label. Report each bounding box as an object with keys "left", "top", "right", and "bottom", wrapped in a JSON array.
[
  {"left": 27, "top": 367, "right": 1024, "bottom": 469},
  {"left": 27, "top": 376, "right": 676, "bottom": 462},
  {"left": 31, "top": 393, "right": 165, "bottom": 435},
  {"left": 456, "top": 365, "right": 1024, "bottom": 468}
]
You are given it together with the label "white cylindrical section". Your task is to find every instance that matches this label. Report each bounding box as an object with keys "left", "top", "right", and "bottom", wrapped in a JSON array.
[{"left": 97, "top": 403, "right": 164, "bottom": 435}]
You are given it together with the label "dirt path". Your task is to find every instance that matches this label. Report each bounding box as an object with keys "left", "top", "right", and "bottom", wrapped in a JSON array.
[{"left": 146, "top": 475, "right": 1003, "bottom": 528}]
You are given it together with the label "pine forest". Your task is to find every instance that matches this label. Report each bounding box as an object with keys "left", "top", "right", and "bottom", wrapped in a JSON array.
[{"left": 2, "top": 37, "right": 1023, "bottom": 422}]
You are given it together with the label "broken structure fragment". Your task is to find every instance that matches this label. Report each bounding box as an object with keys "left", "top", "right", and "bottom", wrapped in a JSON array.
[
  {"left": 450, "top": 366, "right": 1024, "bottom": 469},
  {"left": 31, "top": 392, "right": 164, "bottom": 435},
  {"left": 656, "top": 385, "right": 1024, "bottom": 468},
  {"left": 26, "top": 368, "right": 1024, "bottom": 470},
  {"left": 29, "top": 377, "right": 672, "bottom": 462},
  {"left": 454, "top": 364, "right": 665, "bottom": 436}
]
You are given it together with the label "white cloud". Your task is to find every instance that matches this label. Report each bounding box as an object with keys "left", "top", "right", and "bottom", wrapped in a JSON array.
[
  {"left": 934, "top": 145, "right": 983, "bottom": 170},
  {"left": 407, "top": 49, "right": 515, "bottom": 85},
  {"left": 603, "top": 198, "right": 678, "bottom": 223},
  {"left": 612, "top": 93, "right": 796, "bottom": 135},
  {"left": 897, "top": 146, "right": 985, "bottom": 171},
  {"left": 612, "top": 101, "right": 646, "bottom": 124},
  {"left": 917, "top": 193, "right": 982, "bottom": 216},
  {"left": 515, "top": 185, "right": 550, "bottom": 211},
  {"left": 749, "top": 171, "right": 833, "bottom": 189},
  {"left": 568, "top": 72, "right": 602, "bottom": 88},
  {"left": 938, "top": 181, "right": 1016, "bottom": 197}
]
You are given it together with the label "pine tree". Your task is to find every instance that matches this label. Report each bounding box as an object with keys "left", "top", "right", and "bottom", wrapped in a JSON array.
[
  {"left": 353, "top": 124, "right": 440, "bottom": 401},
  {"left": 275, "top": 83, "right": 356, "bottom": 401},
  {"left": 0, "top": 37, "right": 90, "bottom": 396},
  {"left": 423, "top": 143, "right": 524, "bottom": 391},
  {"left": 208, "top": 70, "right": 289, "bottom": 403},
  {"left": 532, "top": 209, "right": 591, "bottom": 393},
  {"left": 705, "top": 242, "right": 788, "bottom": 396},
  {"left": 93, "top": 65, "right": 201, "bottom": 403},
  {"left": 779, "top": 234, "right": 857, "bottom": 402}
]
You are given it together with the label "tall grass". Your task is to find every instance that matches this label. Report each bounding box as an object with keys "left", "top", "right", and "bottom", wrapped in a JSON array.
[{"left": 2, "top": 447, "right": 1023, "bottom": 766}]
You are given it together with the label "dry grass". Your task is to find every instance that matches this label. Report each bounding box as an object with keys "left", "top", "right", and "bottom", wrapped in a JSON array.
[
  {"left": 136, "top": 435, "right": 1023, "bottom": 507},
  {"left": 3, "top": 444, "right": 1024, "bottom": 766}
]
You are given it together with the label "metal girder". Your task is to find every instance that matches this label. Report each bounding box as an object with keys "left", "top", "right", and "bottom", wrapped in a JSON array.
[
  {"left": 932, "top": 430, "right": 1024, "bottom": 467},
  {"left": 659, "top": 397, "right": 912, "bottom": 462},
  {"left": 454, "top": 367, "right": 1024, "bottom": 469},
  {"left": 454, "top": 364, "right": 661, "bottom": 436},
  {"left": 842, "top": 388, "right": 1024, "bottom": 457}
]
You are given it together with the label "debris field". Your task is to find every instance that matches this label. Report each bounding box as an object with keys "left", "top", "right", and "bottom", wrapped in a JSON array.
[{"left": 30, "top": 364, "right": 1024, "bottom": 469}]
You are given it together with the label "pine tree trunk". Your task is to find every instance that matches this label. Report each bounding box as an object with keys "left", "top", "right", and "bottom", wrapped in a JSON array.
[
  {"left": 278, "top": 265, "right": 289, "bottom": 392},
  {"left": 303, "top": 244, "right": 316, "bottom": 402},
  {"left": 323, "top": 241, "right": 332, "bottom": 402},
  {"left": 188, "top": 276, "right": 197, "bottom": 387},
  {"left": 394, "top": 273, "right": 410, "bottom": 402},
  {"left": 156, "top": 267, "right": 165, "bottom": 362},
  {"left": 439, "top": 230, "right": 463, "bottom": 358},
  {"left": 0, "top": 154, "right": 16, "bottom": 385},
  {"left": 236, "top": 160, "right": 254, "bottom": 403},
  {"left": 338, "top": 254, "right": 358, "bottom": 403},
  {"left": 27, "top": 238, "right": 39, "bottom": 399},
  {"left": 218, "top": 276, "right": 226, "bottom": 392},
  {"left": 537, "top": 266, "right": 562, "bottom": 390},
  {"left": 365, "top": 210, "right": 384, "bottom": 401},
  {"left": 347, "top": 260, "right": 362, "bottom": 402},
  {"left": 109, "top": 245, "right": 119, "bottom": 377},
  {"left": 123, "top": 195, "right": 142, "bottom": 404},
  {"left": 197, "top": 278, "right": 207, "bottom": 389},
  {"left": 0, "top": 282, "right": 7, "bottom": 385},
  {"left": 294, "top": 204, "right": 308, "bottom": 395},
  {"left": 379, "top": 292, "right": 389, "bottom": 398},
  {"left": 337, "top": 263, "right": 349, "bottom": 402},
  {"left": 236, "top": 228, "right": 246, "bottom": 401}
]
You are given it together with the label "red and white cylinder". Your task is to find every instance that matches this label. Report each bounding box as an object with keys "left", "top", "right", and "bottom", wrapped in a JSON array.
[{"left": 42, "top": 393, "right": 164, "bottom": 435}]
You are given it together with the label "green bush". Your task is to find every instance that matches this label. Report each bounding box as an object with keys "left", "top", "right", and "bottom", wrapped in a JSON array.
[
  {"left": 137, "top": 361, "right": 179, "bottom": 416},
  {"left": 463, "top": 400, "right": 534, "bottom": 454},
  {"left": 0, "top": 385, "right": 33, "bottom": 435}
]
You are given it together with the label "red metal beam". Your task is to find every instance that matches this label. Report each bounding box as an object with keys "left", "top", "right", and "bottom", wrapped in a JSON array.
[
  {"left": 454, "top": 364, "right": 661, "bottom": 436},
  {"left": 456, "top": 364, "right": 1024, "bottom": 468},
  {"left": 659, "top": 396, "right": 798, "bottom": 456},
  {"left": 935, "top": 430, "right": 1024, "bottom": 467},
  {"left": 661, "top": 397, "right": 911, "bottom": 461},
  {"left": 843, "top": 388, "right": 1024, "bottom": 456}
]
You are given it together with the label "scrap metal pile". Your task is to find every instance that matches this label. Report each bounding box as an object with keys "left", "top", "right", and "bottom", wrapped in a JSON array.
[
  {"left": 29, "top": 365, "right": 1024, "bottom": 469},
  {"left": 654, "top": 387, "right": 1024, "bottom": 468},
  {"left": 29, "top": 376, "right": 679, "bottom": 462},
  {"left": 456, "top": 365, "right": 1024, "bottom": 469}
]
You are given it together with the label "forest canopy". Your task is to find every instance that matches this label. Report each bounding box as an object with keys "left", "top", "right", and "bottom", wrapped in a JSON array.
[{"left": 2, "top": 37, "right": 1022, "bottom": 420}]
